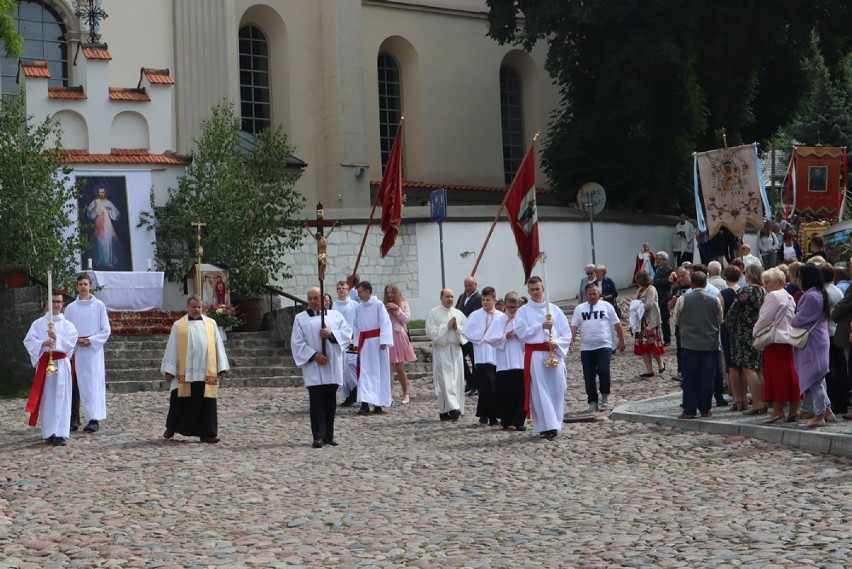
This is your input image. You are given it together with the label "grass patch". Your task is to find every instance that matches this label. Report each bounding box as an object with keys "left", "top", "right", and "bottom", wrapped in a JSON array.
[{"left": 408, "top": 319, "right": 425, "bottom": 330}]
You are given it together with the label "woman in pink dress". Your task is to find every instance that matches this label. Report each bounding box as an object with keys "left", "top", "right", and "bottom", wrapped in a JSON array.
[{"left": 384, "top": 283, "right": 417, "bottom": 404}]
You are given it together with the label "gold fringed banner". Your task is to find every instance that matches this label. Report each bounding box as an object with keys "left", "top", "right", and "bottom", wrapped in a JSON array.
[{"left": 696, "top": 143, "right": 764, "bottom": 238}]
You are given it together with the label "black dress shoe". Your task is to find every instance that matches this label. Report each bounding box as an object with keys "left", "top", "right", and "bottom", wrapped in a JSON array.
[
  {"left": 489, "top": 419, "right": 499, "bottom": 426},
  {"left": 357, "top": 404, "right": 371, "bottom": 415},
  {"left": 544, "top": 430, "right": 557, "bottom": 440},
  {"left": 515, "top": 425, "right": 527, "bottom": 432},
  {"left": 163, "top": 429, "right": 175, "bottom": 439},
  {"left": 45, "top": 435, "right": 56, "bottom": 445},
  {"left": 439, "top": 412, "right": 451, "bottom": 421},
  {"left": 340, "top": 391, "right": 357, "bottom": 407},
  {"left": 449, "top": 409, "right": 461, "bottom": 422},
  {"left": 54, "top": 437, "right": 67, "bottom": 446},
  {"left": 82, "top": 420, "right": 99, "bottom": 433},
  {"left": 312, "top": 440, "right": 324, "bottom": 448},
  {"left": 372, "top": 406, "right": 385, "bottom": 414},
  {"left": 715, "top": 397, "right": 729, "bottom": 407},
  {"left": 324, "top": 439, "right": 339, "bottom": 446},
  {"left": 479, "top": 417, "right": 488, "bottom": 425}
]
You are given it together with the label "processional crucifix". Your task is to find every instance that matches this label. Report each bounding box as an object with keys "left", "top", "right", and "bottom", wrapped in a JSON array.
[
  {"left": 303, "top": 203, "right": 340, "bottom": 355},
  {"left": 191, "top": 220, "right": 206, "bottom": 298}
]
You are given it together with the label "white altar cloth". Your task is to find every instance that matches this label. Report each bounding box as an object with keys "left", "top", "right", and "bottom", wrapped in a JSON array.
[{"left": 87, "top": 271, "right": 164, "bottom": 312}]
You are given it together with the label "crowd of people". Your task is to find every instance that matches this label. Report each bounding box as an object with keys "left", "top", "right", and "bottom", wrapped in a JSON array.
[
  {"left": 24, "top": 211, "right": 850, "bottom": 449},
  {"left": 627, "top": 213, "right": 852, "bottom": 427}
]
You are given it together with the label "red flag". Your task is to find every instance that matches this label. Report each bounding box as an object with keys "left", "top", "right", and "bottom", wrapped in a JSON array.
[
  {"left": 504, "top": 142, "right": 540, "bottom": 281},
  {"left": 379, "top": 122, "right": 403, "bottom": 257}
]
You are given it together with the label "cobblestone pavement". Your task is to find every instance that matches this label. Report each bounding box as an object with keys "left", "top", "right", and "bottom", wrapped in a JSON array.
[{"left": 2, "top": 346, "right": 852, "bottom": 568}]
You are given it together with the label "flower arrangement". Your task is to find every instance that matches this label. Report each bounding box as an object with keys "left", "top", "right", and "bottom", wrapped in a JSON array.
[{"left": 205, "top": 304, "right": 243, "bottom": 329}]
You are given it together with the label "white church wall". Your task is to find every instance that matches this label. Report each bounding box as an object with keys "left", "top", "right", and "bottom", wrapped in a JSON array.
[{"left": 251, "top": 210, "right": 680, "bottom": 320}]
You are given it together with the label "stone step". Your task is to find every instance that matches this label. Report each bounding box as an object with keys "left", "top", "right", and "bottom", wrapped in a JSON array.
[
  {"left": 107, "top": 365, "right": 299, "bottom": 383},
  {"left": 105, "top": 375, "right": 306, "bottom": 394},
  {"left": 105, "top": 355, "right": 296, "bottom": 370},
  {"left": 107, "top": 331, "right": 277, "bottom": 350},
  {"left": 106, "top": 347, "right": 289, "bottom": 363}
]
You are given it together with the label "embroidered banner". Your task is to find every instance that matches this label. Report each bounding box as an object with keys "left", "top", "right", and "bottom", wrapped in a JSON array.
[
  {"left": 504, "top": 142, "right": 540, "bottom": 281},
  {"left": 695, "top": 143, "right": 767, "bottom": 238},
  {"left": 785, "top": 146, "right": 847, "bottom": 222}
]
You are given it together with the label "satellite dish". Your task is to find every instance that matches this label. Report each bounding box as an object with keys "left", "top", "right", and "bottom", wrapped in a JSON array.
[{"left": 577, "top": 182, "right": 606, "bottom": 216}]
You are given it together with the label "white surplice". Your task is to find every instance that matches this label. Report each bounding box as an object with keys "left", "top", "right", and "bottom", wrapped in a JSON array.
[
  {"left": 514, "top": 299, "right": 572, "bottom": 433},
  {"left": 160, "top": 316, "right": 230, "bottom": 391},
  {"left": 24, "top": 313, "right": 78, "bottom": 439},
  {"left": 483, "top": 311, "right": 524, "bottom": 372},
  {"left": 461, "top": 307, "right": 497, "bottom": 365},
  {"left": 353, "top": 296, "right": 393, "bottom": 406},
  {"left": 425, "top": 305, "right": 468, "bottom": 414},
  {"left": 291, "top": 309, "right": 352, "bottom": 387},
  {"left": 332, "top": 297, "right": 360, "bottom": 397},
  {"left": 63, "top": 295, "right": 111, "bottom": 421}
]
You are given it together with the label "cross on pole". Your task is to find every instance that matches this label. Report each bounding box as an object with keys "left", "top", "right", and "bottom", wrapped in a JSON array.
[
  {"left": 191, "top": 220, "right": 206, "bottom": 298},
  {"left": 303, "top": 203, "right": 340, "bottom": 355}
]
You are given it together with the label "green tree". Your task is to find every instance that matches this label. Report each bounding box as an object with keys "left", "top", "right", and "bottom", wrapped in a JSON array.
[
  {"left": 486, "top": 0, "right": 852, "bottom": 214},
  {"left": 0, "top": 0, "right": 23, "bottom": 58},
  {"left": 0, "top": 95, "right": 87, "bottom": 287},
  {"left": 787, "top": 53, "right": 852, "bottom": 149},
  {"left": 142, "top": 100, "right": 306, "bottom": 297}
]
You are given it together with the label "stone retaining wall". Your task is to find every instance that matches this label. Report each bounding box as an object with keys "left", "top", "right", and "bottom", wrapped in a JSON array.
[{"left": 0, "top": 287, "right": 43, "bottom": 389}]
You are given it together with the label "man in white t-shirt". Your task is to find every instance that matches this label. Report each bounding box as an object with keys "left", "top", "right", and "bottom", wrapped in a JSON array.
[{"left": 570, "top": 283, "right": 625, "bottom": 413}]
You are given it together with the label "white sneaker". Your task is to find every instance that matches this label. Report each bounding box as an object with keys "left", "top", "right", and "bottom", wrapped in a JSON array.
[
  {"left": 587, "top": 401, "right": 598, "bottom": 413},
  {"left": 600, "top": 395, "right": 609, "bottom": 409}
]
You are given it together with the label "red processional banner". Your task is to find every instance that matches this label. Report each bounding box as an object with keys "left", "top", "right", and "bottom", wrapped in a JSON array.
[{"left": 786, "top": 146, "right": 847, "bottom": 222}]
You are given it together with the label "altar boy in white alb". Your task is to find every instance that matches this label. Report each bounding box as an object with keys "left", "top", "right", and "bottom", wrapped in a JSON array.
[
  {"left": 24, "top": 291, "right": 79, "bottom": 446},
  {"left": 353, "top": 281, "right": 394, "bottom": 414},
  {"left": 291, "top": 287, "right": 353, "bottom": 448},
  {"left": 514, "top": 276, "right": 572, "bottom": 440},
  {"left": 63, "top": 274, "right": 111, "bottom": 433},
  {"left": 332, "top": 280, "right": 360, "bottom": 406}
]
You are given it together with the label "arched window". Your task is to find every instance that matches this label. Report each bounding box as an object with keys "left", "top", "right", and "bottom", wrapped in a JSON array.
[
  {"left": 500, "top": 66, "right": 524, "bottom": 184},
  {"left": 238, "top": 24, "right": 271, "bottom": 133},
  {"left": 1, "top": 0, "right": 68, "bottom": 97},
  {"left": 377, "top": 53, "right": 402, "bottom": 170}
]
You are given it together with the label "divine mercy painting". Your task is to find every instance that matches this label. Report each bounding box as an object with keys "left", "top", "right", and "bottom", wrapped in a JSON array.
[{"left": 78, "top": 176, "right": 133, "bottom": 271}]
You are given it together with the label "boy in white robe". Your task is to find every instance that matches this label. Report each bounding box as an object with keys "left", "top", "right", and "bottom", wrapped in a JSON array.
[
  {"left": 332, "top": 280, "right": 360, "bottom": 406},
  {"left": 63, "top": 274, "right": 111, "bottom": 432},
  {"left": 462, "top": 286, "right": 500, "bottom": 425},
  {"left": 161, "top": 295, "right": 229, "bottom": 443},
  {"left": 514, "top": 276, "right": 572, "bottom": 440},
  {"left": 353, "top": 281, "right": 393, "bottom": 414},
  {"left": 292, "top": 287, "right": 353, "bottom": 447},
  {"left": 483, "top": 291, "right": 527, "bottom": 430},
  {"left": 24, "top": 292, "right": 78, "bottom": 446},
  {"left": 426, "top": 288, "right": 469, "bottom": 421}
]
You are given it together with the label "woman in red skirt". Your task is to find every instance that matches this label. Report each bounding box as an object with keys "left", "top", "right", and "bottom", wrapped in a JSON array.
[
  {"left": 384, "top": 284, "right": 417, "bottom": 404},
  {"left": 754, "top": 267, "right": 800, "bottom": 422},
  {"left": 630, "top": 272, "right": 665, "bottom": 378}
]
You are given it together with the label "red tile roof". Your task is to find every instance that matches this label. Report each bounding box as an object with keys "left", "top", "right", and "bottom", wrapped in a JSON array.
[
  {"left": 81, "top": 44, "right": 112, "bottom": 60},
  {"left": 59, "top": 149, "right": 188, "bottom": 165},
  {"left": 18, "top": 60, "right": 50, "bottom": 79},
  {"left": 370, "top": 179, "right": 551, "bottom": 193},
  {"left": 140, "top": 68, "right": 174, "bottom": 86},
  {"left": 48, "top": 85, "right": 87, "bottom": 100},
  {"left": 109, "top": 87, "right": 150, "bottom": 102}
]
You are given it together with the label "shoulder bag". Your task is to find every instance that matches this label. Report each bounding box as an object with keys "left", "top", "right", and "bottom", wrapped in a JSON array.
[
  {"left": 753, "top": 296, "right": 791, "bottom": 350},
  {"left": 788, "top": 316, "right": 822, "bottom": 349}
]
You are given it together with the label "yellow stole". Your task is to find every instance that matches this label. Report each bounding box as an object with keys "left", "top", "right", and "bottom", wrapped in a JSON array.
[{"left": 176, "top": 316, "right": 218, "bottom": 399}]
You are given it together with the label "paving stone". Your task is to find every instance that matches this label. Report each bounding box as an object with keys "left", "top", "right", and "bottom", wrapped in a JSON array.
[{"left": 2, "top": 332, "right": 851, "bottom": 567}]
